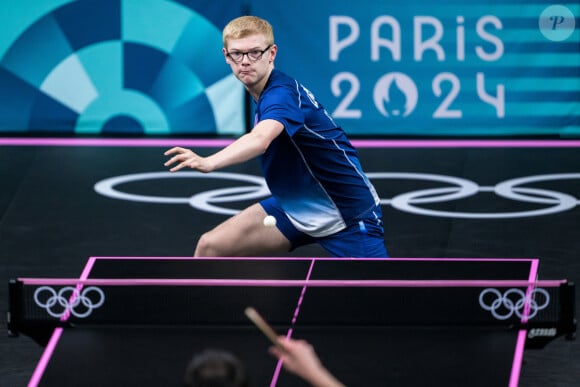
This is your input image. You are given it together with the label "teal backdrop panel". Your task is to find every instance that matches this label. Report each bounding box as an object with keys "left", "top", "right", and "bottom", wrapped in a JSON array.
[
  {"left": 251, "top": 0, "right": 579, "bottom": 137},
  {"left": 0, "top": 0, "right": 246, "bottom": 135},
  {"left": 0, "top": 0, "right": 578, "bottom": 137}
]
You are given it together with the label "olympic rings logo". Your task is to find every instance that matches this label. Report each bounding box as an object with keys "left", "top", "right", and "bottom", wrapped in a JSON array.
[
  {"left": 34, "top": 286, "right": 105, "bottom": 318},
  {"left": 94, "top": 172, "right": 269, "bottom": 216},
  {"left": 478, "top": 288, "right": 550, "bottom": 320},
  {"left": 93, "top": 172, "right": 580, "bottom": 219}
]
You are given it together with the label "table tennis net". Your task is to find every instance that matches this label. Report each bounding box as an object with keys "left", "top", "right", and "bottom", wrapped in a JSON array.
[{"left": 9, "top": 279, "right": 574, "bottom": 338}]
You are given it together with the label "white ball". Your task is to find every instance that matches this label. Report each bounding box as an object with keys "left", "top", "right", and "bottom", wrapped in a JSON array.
[{"left": 263, "top": 215, "right": 277, "bottom": 227}]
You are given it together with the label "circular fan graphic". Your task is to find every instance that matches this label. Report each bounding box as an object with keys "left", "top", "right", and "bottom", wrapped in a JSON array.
[{"left": 0, "top": 0, "right": 244, "bottom": 135}]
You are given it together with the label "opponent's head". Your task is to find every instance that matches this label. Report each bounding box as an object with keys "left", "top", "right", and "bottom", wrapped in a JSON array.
[{"left": 183, "top": 349, "right": 248, "bottom": 387}]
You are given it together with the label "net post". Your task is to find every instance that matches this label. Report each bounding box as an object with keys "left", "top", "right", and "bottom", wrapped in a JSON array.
[
  {"left": 560, "top": 281, "right": 576, "bottom": 341},
  {"left": 7, "top": 279, "right": 23, "bottom": 337}
]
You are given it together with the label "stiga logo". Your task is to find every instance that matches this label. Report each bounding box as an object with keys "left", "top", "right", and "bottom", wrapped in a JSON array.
[{"left": 528, "top": 328, "right": 557, "bottom": 338}]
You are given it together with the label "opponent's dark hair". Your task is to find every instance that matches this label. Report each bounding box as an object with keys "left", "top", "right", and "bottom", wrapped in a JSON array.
[{"left": 184, "top": 349, "right": 249, "bottom": 387}]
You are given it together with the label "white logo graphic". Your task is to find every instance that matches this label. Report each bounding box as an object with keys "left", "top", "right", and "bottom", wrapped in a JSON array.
[
  {"left": 95, "top": 171, "right": 269, "bottom": 215},
  {"left": 528, "top": 327, "right": 557, "bottom": 338},
  {"left": 34, "top": 286, "right": 105, "bottom": 318},
  {"left": 373, "top": 72, "right": 418, "bottom": 117},
  {"left": 479, "top": 288, "right": 550, "bottom": 320},
  {"left": 94, "top": 172, "right": 580, "bottom": 219}
]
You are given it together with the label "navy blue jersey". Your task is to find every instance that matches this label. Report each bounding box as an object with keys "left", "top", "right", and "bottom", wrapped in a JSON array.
[{"left": 256, "top": 69, "right": 380, "bottom": 237}]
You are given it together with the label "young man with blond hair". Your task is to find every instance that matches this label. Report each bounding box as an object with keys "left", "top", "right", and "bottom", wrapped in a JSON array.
[{"left": 164, "top": 16, "right": 387, "bottom": 258}]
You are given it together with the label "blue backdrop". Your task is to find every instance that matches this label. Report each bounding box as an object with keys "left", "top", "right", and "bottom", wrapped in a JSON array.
[
  {"left": 0, "top": 0, "right": 246, "bottom": 135},
  {"left": 0, "top": 0, "right": 578, "bottom": 137}
]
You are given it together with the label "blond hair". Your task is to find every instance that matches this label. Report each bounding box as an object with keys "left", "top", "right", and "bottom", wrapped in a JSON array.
[{"left": 222, "top": 16, "right": 274, "bottom": 48}]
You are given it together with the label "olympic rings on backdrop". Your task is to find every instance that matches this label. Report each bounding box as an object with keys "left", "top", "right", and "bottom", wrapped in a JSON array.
[
  {"left": 479, "top": 288, "right": 550, "bottom": 320},
  {"left": 94, "top": 172, "right": 580, "bottom": 219},
  {"left": 33, "top": 286, "right": 105, "bottom": 318}
]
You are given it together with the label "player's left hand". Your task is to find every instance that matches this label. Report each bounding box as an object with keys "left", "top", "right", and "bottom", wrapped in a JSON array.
[{"left": 163, "top": 147, "right": 213, "bottom": 173}]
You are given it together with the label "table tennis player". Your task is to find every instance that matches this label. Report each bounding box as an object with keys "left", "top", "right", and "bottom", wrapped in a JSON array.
[{"left": 164, "top": 15, "right": 387, "bottom": 258}]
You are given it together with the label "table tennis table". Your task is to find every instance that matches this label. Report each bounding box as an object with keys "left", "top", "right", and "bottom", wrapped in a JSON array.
[{"left": 8, "top": 257, "right": 576, "bottom": 387}]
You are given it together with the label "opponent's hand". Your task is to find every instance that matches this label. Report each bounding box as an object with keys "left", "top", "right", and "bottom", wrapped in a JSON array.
[
  {"left": 269, "top": 337, "right": 345, "bottom": 387},
  {"left": 163, "top": 147, "right": 213, "bottom": 173}
]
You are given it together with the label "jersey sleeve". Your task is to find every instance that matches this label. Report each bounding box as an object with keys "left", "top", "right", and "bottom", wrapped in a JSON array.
[{"left": 258, "top": 84, "right": 304, "bottom": 136}]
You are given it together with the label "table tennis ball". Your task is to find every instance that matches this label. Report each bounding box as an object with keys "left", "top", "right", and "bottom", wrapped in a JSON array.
[{"left": 263, "top": 215, "right": 277, "bottom": 227}]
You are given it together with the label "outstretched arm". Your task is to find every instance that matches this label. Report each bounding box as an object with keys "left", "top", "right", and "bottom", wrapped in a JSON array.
[
  {"left": 164, "top": 119, "right": 283, "bottom": 173},
  {"left": 270, "top": 337, "right": 346, "bottom": 387}
]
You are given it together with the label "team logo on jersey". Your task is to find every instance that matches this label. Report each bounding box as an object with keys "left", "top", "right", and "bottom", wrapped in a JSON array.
[{"left": 301, "top": 85, "right": 320, "bottom": 108}]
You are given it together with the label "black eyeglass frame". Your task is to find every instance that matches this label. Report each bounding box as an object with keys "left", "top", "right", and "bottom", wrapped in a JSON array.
[{"left": 226, "top": 45, "right": 272, "bottom": 63}]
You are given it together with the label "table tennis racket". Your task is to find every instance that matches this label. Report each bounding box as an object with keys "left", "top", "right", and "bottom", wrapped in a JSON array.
[{"left": 244, "top": 306, "right": 286, "bottom": 352}]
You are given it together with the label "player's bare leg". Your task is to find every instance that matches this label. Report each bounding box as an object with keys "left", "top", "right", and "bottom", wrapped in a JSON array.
[{"left": 194, "top": 203, "right": 291, "bottom": 257}]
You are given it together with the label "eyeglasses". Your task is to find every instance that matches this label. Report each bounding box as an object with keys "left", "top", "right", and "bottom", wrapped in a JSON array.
[{"left": 226, "top": 45, "right": 272, "bottom": 63}]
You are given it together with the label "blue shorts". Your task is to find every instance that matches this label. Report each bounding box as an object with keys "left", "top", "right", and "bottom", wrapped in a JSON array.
[{"left": 260, "top": 197, "right": 388, "bottom": 258}]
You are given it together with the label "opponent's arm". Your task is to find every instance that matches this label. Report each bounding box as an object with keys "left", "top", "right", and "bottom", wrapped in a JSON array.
[
  {"left": 164, "top": 119, "right": 283, "bottom": 173},
  {"left": 270, "top": 337, "right": 346, "bottom": 387}
]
